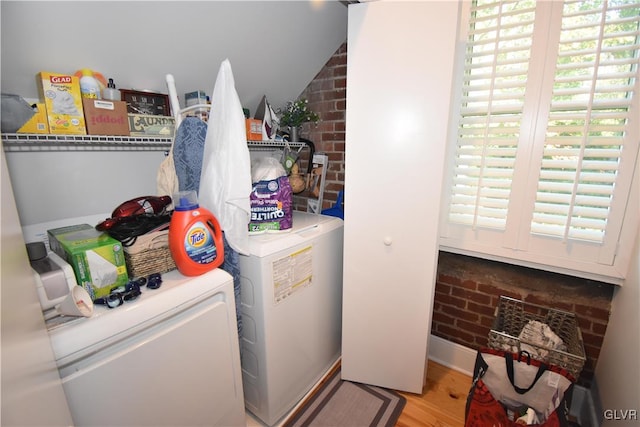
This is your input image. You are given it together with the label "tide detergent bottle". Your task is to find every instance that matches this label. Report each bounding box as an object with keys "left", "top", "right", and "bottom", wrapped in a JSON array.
[{"left": 168, "top": 190, "right": 224, "bottom": 276}]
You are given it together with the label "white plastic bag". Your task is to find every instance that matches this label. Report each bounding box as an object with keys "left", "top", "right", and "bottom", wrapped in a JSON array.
[{"left": 198, "top": 59, "right": 252, "bottom": 255}]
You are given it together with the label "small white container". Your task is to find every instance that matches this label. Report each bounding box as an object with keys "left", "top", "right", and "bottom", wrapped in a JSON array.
[{"left": 102, "top": 78, "right": 121, "bottom": 101}]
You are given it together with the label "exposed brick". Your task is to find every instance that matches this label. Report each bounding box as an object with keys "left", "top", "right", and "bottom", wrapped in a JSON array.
[
  {"left": 460, "top": 279, "right": 479, "bottom": 291},
  {"left": 322, "top": 90, "right": 346, "bottom": 102},
  {"left": 435, "top": 281, "right": 452, "bottom": 295},
  {"left": 310, "top": 79, "right": 334, "bottom": 93},
  {"left": 324, "top": 183, "right": 343, "bottom": 193},
  {"left": 442, "top": 305, "right": 479, "bottom": 323},
  {"left": 573, "top": 303, "right": 611, "bottom": 321},
  {"left": 325, "top": 152, "right": 344, "bottom": 162},
  {"left": 437, "top": 294, "right": 467, "bottom": 309},
  {"left": 467, "top": 301, "right": 496, "bottom": 318},
  {"left": 333, "top": 65, "right": 347, "bottom": 77},
  {"left": 477, "top": 283, "right": 521, "bottom": 300},
  {"left": 456, "top": 319, "right": 490, "bottom": 336},
  {"left": 452, "top": 287, "right": 491, "bottom": 305},
  {"left": 438, "top": 274, "right": 462, "bottom": 287},
  {"left": 583, "top": 345, "right": 602, "bottom": 366},
  {"left": 582, "top": 330, "right": 606, "bottom": 348},
  {"left": 321, "top": 111, "right": 345, "bottom": 121},
  {"left": 432, "top": 311, "right": 455, "bottom": 326},
  {"left": 522, "top": 294, "right": 574, "bottom": 312},
  {"left": 326, "top": 54, "right": 346, "bottom": 68},
  {"left": 480, "top": 315, "right": 495, "bottom": 328},
  {"left": 590, "top": 321, "right": 608, "bottom": 335}
]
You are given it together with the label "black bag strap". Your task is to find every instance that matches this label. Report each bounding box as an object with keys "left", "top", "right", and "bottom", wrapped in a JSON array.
[{"left": 505, "top": 351, "right": 548, "bottom": 395}]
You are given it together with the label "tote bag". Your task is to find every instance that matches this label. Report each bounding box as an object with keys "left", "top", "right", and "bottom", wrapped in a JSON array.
[{"left": 465, "top": 348, "right": 575, "bottom": 426}]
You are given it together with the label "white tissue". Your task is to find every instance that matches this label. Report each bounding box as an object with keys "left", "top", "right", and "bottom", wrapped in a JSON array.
[{"left": 86, "top": 250, "right": 118, "bottom": 288}]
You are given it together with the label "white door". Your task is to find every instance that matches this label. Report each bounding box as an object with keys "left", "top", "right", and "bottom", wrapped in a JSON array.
[
  {"left": 1, "top": 144, "right": 74, "bottom": 425},
  {"left": 342, "top": 1, "right": 460, "bottom": 393}
]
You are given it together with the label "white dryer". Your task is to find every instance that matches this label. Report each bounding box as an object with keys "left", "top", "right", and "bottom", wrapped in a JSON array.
[
  {"left": 239, "top": 211, "right": 344, "bottom": 426},
  {"left": 47, "top": 268, "right": 245, "bottom": 427}
]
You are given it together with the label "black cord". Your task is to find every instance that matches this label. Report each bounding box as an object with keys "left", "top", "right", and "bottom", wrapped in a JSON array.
[{"left": 105, "top": 213, "right": 172, "bottom": 247}]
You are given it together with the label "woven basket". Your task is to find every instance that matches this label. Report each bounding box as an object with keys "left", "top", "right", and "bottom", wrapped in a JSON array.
[
  {"left": 123, "top": 230, "right": 176, "bottom": 278},
  {"left": 125, "top": 246, "right": 176, "bottom": 278},
  {"left": 488, "top": 296, "right": 586, "bottom": 379}
]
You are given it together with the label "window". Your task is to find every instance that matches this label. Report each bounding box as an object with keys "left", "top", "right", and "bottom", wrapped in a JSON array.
[{"left": 440, "top": 0, "right": 640, "bottom": 284}]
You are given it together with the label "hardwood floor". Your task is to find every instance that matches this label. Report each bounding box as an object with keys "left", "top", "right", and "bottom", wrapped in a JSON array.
[
  {"left": 395, "top": 360, "right": 472, "bottom": 427},
  {"left": 266, "top": 359, "right": 473, "bottom": 427}
]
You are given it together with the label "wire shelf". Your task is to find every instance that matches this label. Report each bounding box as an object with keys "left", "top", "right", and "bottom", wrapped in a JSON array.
[
  {"left": 1, "top": 133, "right": 173, "bottom": 152},
  {"left": 2, "top": 134, "right": 309, "bottom": 153}
]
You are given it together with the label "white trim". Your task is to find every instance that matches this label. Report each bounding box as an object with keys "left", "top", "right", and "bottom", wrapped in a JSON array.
[{"left": 427, "top": 334, "right": 477, "bottom": 377}]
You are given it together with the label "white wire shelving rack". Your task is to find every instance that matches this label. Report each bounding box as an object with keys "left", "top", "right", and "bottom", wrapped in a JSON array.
[{"left": 1, "top": 133, "right": 308, "bottom": 153}]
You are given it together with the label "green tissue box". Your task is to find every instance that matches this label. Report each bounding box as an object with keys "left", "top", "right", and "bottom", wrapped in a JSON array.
[{"left": 48, "top": 224, "right": 128, "bottom": 301}]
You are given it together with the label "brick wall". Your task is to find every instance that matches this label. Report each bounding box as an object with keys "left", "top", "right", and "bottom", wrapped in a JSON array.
[
  {"left": 434, "top": 251, "right": 613, "bottom": 386},
  {"left": 292, "top": 43, "right": 347, "bottom": 212},
  {"left": 294, "top": 42, "right": 614, "bottom": 387}
]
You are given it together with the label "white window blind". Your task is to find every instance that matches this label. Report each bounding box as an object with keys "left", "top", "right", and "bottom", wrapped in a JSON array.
[
  {"left": 442, "top": 0, "right": 640, "bottom": 283},
  {"left": 534, "top": 1, "right": 640, "bottom": 243}
]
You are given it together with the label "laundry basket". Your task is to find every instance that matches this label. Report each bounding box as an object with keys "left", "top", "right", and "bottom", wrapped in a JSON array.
[{"left": 488, "top": 296, "right": 586, "bottom": 379}]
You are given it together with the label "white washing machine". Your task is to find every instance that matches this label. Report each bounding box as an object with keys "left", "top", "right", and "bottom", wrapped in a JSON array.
[
  {"left": 239, "top": 211, "right": 344, "bottom": 426},
  {"left": 46, "top": 268, "right": 246, "bottom": 427}
]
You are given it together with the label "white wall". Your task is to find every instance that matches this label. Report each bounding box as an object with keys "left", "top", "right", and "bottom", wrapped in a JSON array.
[
  {"left": 595, "top": 152, "right": 640, "bottom": 426},
  {"left": 1, "top": 1, "right": 348, "bottom": 227},
  {"left": 1, "top": 1, "right": 348, "bottom": 111},
  {"left": 5, "top": 150, "right": 167, "bottom": 225}
]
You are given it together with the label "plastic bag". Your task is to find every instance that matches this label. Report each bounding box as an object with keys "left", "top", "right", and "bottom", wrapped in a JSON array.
[
  {"left": 465, "top": 348, "right": 574, "bottom": 426},
  {"left": 199, "top": 59, "right": 252, "bottom": 255},
  {"left": 249, "top": 157, "right": 293, "bottom": 234}
]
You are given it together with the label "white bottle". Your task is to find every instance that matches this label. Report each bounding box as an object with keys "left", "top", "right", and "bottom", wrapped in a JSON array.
[
  {"left": 79, "top": 69, "right": 101, "bottom": 99},
  {"left": 102, "top": 78, "right": 121, "bottom": 101}
]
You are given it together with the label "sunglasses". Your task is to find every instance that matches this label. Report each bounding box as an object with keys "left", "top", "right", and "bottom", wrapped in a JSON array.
[{"left": 94, "top": 273, "right": 163, "bottom": 309}]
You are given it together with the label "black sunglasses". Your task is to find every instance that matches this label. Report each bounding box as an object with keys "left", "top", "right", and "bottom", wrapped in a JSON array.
[{"left": 94, "top": 273, "right": 163, "bottom": 309}]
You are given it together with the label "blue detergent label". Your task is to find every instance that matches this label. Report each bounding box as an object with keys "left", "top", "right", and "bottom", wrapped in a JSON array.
[{"left": 184, "top": 221, "right": 218, "bottom": 264}]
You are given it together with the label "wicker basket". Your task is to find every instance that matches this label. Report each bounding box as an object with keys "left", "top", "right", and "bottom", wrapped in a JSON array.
[
  {"left": 488, "top": 296, "right": 586, "bottom": 379},
  {"left": 123, "top": 230, "right": 176, "bottom": 278}
]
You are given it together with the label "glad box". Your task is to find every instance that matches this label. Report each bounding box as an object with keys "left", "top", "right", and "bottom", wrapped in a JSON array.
[
  {"left": 82, "top": 99, "right": 129, "bottom": 135},
  {"left": 37, "top": 71, "right": 86, "bottom": 134},
  {"left": 48, "top": 224, "right": 128, "bottom": 301}
]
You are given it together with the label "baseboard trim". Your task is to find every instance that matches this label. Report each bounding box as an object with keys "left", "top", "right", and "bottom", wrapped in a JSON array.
[{"left": 428, "top": 334, "right": 476, "bottom": 377}]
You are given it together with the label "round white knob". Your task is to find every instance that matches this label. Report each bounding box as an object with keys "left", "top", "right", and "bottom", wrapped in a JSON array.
[{"left": 383, "top": 237, "right": 393, "bottom": 246}]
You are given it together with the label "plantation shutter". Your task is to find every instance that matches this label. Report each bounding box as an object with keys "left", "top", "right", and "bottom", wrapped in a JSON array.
[
  {"left": 533, "top": 1, "right": 640, "bottom": 243},
  {"left": 443, "top": 0, "right": 640, "bottom": 282},
  {"left": 449, "top": 1, "right": 537, "bottom": 230}
]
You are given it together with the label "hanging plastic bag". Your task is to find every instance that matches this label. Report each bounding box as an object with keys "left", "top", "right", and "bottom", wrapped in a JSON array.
[
  {"left": 156, "top": 143, "right": 178, "bottom": 208},
  {"left": 198, "top": 59, "right": 252, "bottom": 256},
  {"left": 249, "top": 157, "right": 293, "bottom": 234}
]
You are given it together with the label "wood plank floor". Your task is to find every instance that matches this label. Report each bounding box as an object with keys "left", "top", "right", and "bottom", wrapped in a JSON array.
[
  {"left": 395, "top": 360, "right": 472, "bottom": 427},
  {"left": 269, "top": 359, "right": 472, "bottom": 427}
]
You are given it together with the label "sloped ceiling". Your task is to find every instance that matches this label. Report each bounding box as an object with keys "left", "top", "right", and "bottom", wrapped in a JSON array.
[{"left": 0, "top": 1, "right": 348, "bottom": 114}]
